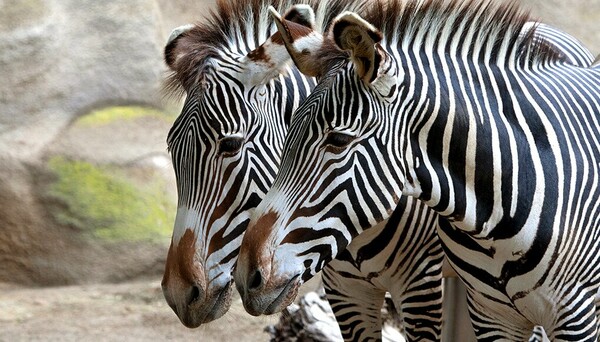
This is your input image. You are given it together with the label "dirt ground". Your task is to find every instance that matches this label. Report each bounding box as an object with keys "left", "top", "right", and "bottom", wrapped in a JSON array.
[{"left": 0, "top": 279, "right": 321, "bottom": 342}]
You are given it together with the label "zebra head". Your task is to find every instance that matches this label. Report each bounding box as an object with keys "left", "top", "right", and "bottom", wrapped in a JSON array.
[
  {"left": 160, "top": 4, "right": 318, "bottom": 327},
  {"left": 235, "top": 9, "right": 406, "bottom": 316}
]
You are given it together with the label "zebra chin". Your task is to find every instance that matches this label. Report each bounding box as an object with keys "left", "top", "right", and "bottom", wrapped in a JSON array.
[
  {"left": 164, "top": 280, "right": 234, "bottom": 328},
  {"left": 239, "top": 274, "right": 301, "bottom": 316}
]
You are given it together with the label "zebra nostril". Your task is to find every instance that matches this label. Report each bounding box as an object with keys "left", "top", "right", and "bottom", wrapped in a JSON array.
[
  {"left": 248, "top": 269, "right": 263, "bottom": 291},
  {"left": 187, "top": 284, "right": 202, "bottom": 305}
]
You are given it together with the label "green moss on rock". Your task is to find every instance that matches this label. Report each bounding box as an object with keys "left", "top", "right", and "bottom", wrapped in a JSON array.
[
  {"left": 77, "top": 106, "right": 173, "bottom": 126},
  {"left": 46, "top": 156, "right": 174, "bottom": 242}
]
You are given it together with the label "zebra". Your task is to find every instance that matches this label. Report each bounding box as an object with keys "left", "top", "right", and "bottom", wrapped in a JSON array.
[
  {"left": 161, "top": 0, "right": 593, "bottom": 338},
  {"left": 233, "top": 0, "right": 600, "bottom": 341},
  {"left": 256, "top": 9, "right": 594, "bottom": 340},
  {"left": 160, "top": 0, "right": 314, "bottom": 328},
  {"left": 160, "top": 0, "right": 593, "bottom": 338},
  {"left": 321, "top": 17, "right": 595, "bottom": 342}
]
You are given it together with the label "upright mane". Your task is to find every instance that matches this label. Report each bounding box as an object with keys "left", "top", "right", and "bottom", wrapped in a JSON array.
[
  {"left": 315, "top": 0, "right": 567, "bottom": 73},
  {"left": 163, "top": 0, "right": 366, "bottom": 98},
  {"left": 367, "top": 0, "right": 565, "bottom": 66}
]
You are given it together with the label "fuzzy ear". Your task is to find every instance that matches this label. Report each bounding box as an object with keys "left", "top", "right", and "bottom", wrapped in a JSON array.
[
  {"left": 240, "top": 5, "right": 319, "bottom": 85},
  {"left": 240, "top": 32, "right": 292, "bottom": 85},
  {"left": 164, "top": 24, "right": 195, "bottom": 71},
  {"left": 332, "top": 12, "right": 383, "bottom": 83},
  {"left": 278, "top": 4, "right": 315, "bottom": 30},
  {"left": 269, "top": 5, "right": 324, "bottom": 77}
]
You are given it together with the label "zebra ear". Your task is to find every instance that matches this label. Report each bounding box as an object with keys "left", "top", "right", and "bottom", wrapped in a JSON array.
[
  {"left": 332, "top": 12, "right": 383, "bottom": 83},
  {"left": 332, "top": 12, "right": 397, "bottom": 96},
  {"left": 269, "top": 5, "right": 324, "bottom": 77},
  {"left": 240, "top": 32, "right": 292, "bottom": 85},
  {"left": 240, "top": 5, "right": 319, "bottom": 85},
  {"left": 164, "top": 24, "right": 195, "bottom": 71},
  {"left": 277, "top": 4, "right": 316, "bottom": 30}
]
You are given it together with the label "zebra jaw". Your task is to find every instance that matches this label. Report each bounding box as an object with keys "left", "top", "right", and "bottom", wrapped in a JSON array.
[
  {"left": 237, "top": 272, "right": 301, "bottom": 316},
  {"left": 162, "top": 222, "right": 235, "bottom": 326}
]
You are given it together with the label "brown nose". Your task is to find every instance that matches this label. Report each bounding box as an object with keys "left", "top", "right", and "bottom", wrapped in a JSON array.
[
  {"left": 161, "top": 229, "right": 206, "bottom": 322},
  {"left": 234, "top": 211, "right": 279, "bottom": 296},
  {"left": 161, "top": 277, "right": 205, "bottom": 317}
]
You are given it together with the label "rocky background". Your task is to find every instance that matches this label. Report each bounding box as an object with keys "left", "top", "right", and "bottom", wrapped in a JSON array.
[
  {"left": 0, "top": 0, "right": 597, "bottom": 340},
  {"left": 0, "top": 0, "right": 217, "bottom": 286}
]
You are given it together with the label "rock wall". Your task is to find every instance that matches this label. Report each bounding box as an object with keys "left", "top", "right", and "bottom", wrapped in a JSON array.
[{"left": 0, "top": 0, "right": 182, "bottom": 285}]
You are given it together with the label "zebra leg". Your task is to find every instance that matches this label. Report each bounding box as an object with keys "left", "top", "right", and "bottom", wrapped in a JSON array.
[
  {"left": 465, "top": 291, "right": 533, "bottom": 341},
  {"left": 394, "top": 267, "right": 443, "bottom": 340},
  {"left": 322, "top": 262, "right": 387, "bottom": 342}
]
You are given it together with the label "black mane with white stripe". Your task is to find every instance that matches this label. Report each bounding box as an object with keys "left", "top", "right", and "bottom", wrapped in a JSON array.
[{"left": 318, "top": 0, "right": 565, "bottom": 71}]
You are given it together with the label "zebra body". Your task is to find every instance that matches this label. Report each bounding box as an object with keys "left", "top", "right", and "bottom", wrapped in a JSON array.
[
  {"left": 323, "top": 196, "right": 443, "bottom": 340},
  {"left": 234, "top": 0, "right": 600, "bottom": 340},
  {"left": 322, "top": 21, "right": 594, "bottom": 340}
]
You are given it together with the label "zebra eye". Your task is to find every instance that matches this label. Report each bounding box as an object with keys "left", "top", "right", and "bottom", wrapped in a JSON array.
[
  {"left": 324, "top": 132, "right": 355, "bottom": 150},
  {"left": 218, "top": 137, "right": 244, "bottom": 156}
]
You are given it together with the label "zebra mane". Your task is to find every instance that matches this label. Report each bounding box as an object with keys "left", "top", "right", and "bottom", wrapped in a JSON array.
[
  {"left": 317, "top": 0, "right": 567, "bottom": 73},
  {"left": 163, "top": 0, "right": 366, "bottom": 99}
]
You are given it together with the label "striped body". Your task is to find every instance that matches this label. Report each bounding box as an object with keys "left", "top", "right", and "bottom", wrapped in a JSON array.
[
  {"left": 323, "top": 21, "right": 594, "bottom": 341},
  {"left": 234, "top": 0, "right": 600, "bottom": 340}
]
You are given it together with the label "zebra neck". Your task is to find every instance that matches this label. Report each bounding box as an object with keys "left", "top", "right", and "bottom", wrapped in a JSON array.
[{"left": 401, "top": 61, "right": 557, "bottom": 240}]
